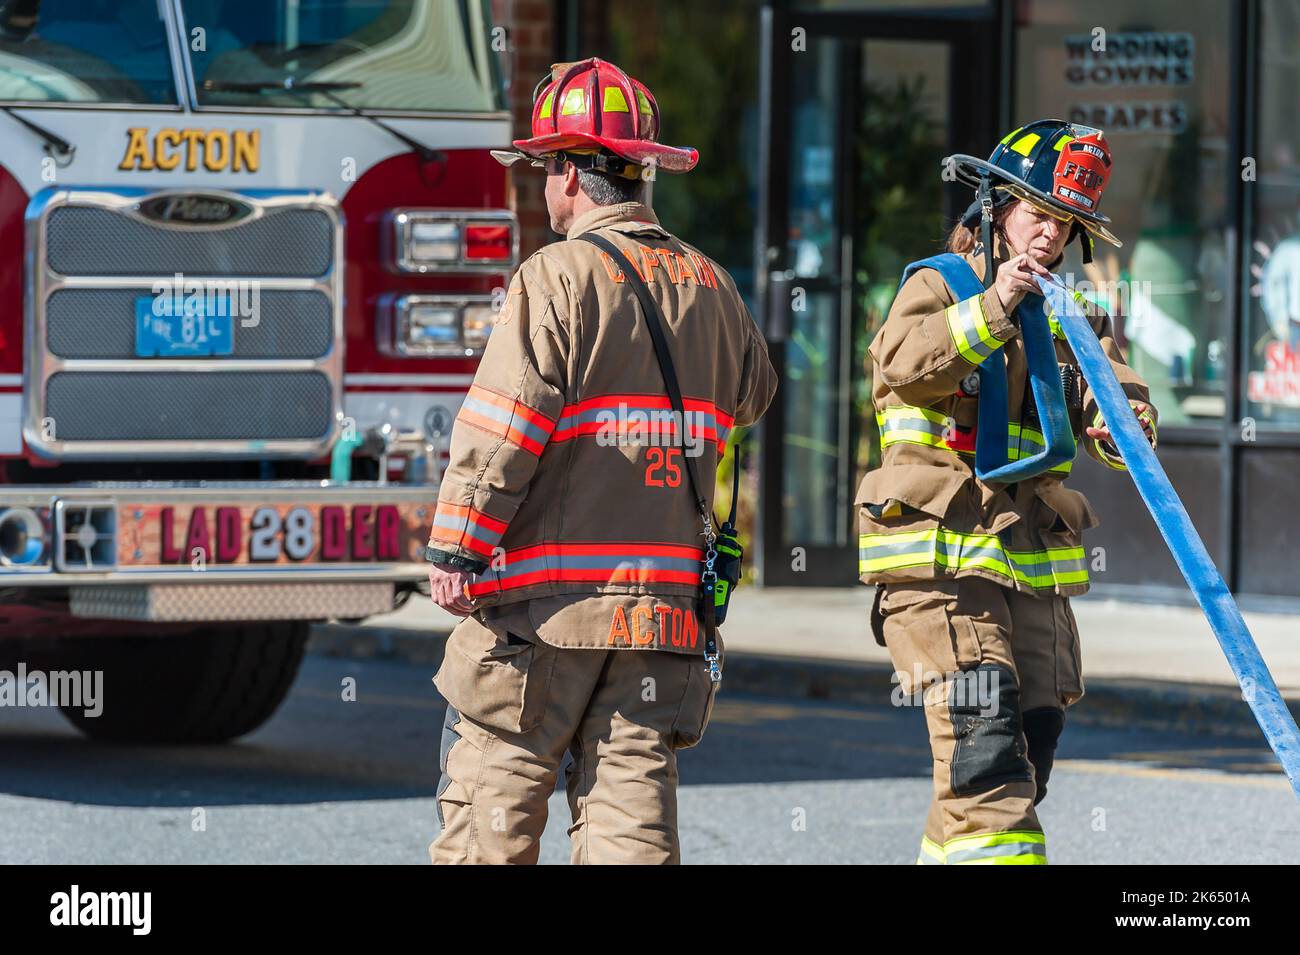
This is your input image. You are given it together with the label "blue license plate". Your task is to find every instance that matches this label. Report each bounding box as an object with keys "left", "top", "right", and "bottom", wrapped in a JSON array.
[{"left": 135, "top": 294, "right": 234, "bottom": 357}]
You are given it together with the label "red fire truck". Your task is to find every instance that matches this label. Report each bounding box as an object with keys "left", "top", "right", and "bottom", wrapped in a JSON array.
[{"left": 0, "top": 0, "right": 516, "bottom": 740}]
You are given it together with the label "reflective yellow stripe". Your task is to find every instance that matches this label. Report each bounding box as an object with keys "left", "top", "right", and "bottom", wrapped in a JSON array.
[
  {"left": 877, "top": 406, "right": 1074, "bottom": 474},
  {"left": 857, "top": 529, "right": 938, "bottom": 575},
  {"left": 561, "top": 88, "right": 586, "bottom": 115},
  {"left": 943, "top": 829, "right": 1047, "bottom": 865},
  {"left": 999, "top": 126, "right": 1023, "bottom": 146},
  {"left": 945, "top": 294, "right": 1007, "bottom": 366},
  {"left": 538, "top": 90, "right": 555, "bottom": 119},
  {"left": 1008, "top": 423, "right": 1073, "bottom": 474},
  {"left": 602, "top": 86, "right": 630, "bottom": 113},
  {"left": 1010, "top": 132, "right": 1041, "bottom": 156},
  {"left": 635, "top": 88, "right": 653, "bottom": 118},
  {"left": 1053, "top": 134, "right": 1074, "bottom": 152},
  {"left": 877, "top": 405, "right": 954, "bottom": 451},
  {"left": 1137, "top": 406, "right": 1158, "bottom": 445},
  {"left": 858, "top": 530, "right": 1089, "bottom": 590},
  {"left": 1052, "top": 290, "right": 1090, "bottom": 339},
  {"left": 918, "top": 837, "right": 946, "bottom": 865},
  {"left": 1089, "top": 403, "right": 1157, "bottom": 471},
  {"left": 1091, "top": 408, "right": 1127, "bottom": 470}
]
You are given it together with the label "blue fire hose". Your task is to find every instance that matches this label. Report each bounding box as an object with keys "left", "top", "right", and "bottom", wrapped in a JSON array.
[
  {"left": 1038, "top": 275, "right": 1300, "bottom": 797},
  {"left": 899, "top": 256, "right": 1076, "bottom": 481}
]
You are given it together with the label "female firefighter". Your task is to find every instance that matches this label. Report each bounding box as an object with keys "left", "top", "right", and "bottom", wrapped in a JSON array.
[{"left": 859, "top": 120, "right": 1157, "bottom": 865}]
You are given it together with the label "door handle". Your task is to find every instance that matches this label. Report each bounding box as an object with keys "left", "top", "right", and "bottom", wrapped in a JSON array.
[{"left": 766, "top": 268, "right": 793, "bottom": 342}]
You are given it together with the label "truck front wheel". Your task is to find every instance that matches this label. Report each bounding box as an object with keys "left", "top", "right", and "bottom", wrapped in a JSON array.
[{"left": 59, "top": 622, "right": 308, "bottom": 743}]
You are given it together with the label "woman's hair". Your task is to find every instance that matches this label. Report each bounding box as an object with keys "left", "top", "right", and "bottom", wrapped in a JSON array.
[{"left": 945, "top": 202, "right": 1012, "bottom": 254}]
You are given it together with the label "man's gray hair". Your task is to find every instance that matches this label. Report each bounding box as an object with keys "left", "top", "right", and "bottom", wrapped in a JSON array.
[{"left": 577, "top": 168, "right": 646, "bottom": 206}]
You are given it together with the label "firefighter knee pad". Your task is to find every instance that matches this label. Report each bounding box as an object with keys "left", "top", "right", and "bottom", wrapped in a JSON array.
[
  {"left": 949, "top": 663, "right": 1033, "bottom": 797},
  {"left": 436, "top": 705, "right": 463, "bottom": 829},
  {"left": 1022, "top": 706, "right": 1065, "bottom": 806}
]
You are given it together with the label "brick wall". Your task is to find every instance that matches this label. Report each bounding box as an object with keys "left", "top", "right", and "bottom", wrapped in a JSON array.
[{"left": 497, "top": 0, "right": 558, "bottom": 259}]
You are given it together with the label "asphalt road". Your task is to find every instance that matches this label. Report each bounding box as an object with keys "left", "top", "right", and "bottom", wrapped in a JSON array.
[{"left": 0, "top": 652, "right": 1295, "bottom": 864}]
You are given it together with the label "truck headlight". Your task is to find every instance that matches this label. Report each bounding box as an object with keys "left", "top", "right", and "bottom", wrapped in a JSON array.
[
  {"left": 388, "top": 209, "right": 517, "bottom": 274},
  {"left": 407, "top": 219, "right": 460, "bottom": 265},
  {"left": 407, "top": 302, "right": 460, "bottom": 349},
  {"left": 380, "top": 295, "right": 494, "bottom": 357},
  {"left": 462, "top": 303, "right": 495, "bottom": 351},
  {"left": 0, "top": 506, "right": 49, "bottom": 569}
]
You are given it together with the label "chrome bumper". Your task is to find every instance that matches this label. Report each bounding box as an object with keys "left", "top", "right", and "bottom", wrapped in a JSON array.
[{"left": 0, "top": 482, "right": 433, "bottom": 586}]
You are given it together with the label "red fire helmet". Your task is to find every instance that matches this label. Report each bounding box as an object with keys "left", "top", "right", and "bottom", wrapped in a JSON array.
[{"left": 492, "top": 58, "right": 698, "bottom": 175}]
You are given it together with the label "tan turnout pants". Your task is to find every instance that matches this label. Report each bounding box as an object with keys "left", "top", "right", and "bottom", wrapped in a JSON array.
[
  {"left": 429, "top": 608, "right": 718, "bottom": 865},
  {"left": 872, "top": 576, "right": 1083, "bottom": 865}
]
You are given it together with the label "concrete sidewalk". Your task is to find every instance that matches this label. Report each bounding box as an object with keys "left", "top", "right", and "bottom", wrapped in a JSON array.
[{"left": 309, "top": 585, "right": 1300, "bottom": 738}]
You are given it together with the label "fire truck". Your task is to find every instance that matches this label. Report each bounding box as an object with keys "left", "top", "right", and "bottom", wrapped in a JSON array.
[{"left": 0, "top": 0, "right": 516, "bottom": 740}]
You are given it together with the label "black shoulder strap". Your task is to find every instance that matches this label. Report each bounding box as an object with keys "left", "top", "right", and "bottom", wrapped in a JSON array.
[
  {"left": 577, "top": 229, "right": 726, "bottom": 675},
  {"left": 576, "top": 231, "right": 711, "bottom": 527}
]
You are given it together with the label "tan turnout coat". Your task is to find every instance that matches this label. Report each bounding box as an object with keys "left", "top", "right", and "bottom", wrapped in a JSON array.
[
  {"left": 426, "top": 201, "right": 777, "bottom": 651},
  {"left": 857, "top": 240, "right": 1155, "bottom": 598}
]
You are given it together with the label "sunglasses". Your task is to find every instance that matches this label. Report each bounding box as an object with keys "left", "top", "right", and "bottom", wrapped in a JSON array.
[{"left": 519, "top": 154, "right": 563, "bottom": 171}]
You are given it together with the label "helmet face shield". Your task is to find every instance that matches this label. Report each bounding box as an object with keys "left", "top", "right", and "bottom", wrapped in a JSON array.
[
  {"left": 996, "top": 184, "right": 1123, "bottom": 248},
  {"left": 490, "top": 148, "right": 533, "bottom": 168},
  {"left": 491, "top": 145, "right": 645, "bottom": 181},
  {"left": 490, "top": 148, "right": 568, "bottom": 173}
]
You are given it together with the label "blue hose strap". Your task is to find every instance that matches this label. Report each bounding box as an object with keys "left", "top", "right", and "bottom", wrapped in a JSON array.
[
  {"left": 1040, "top": 274, "right": 1300, "bottom": 798},
  {"left": 896, "top": 254, "right": 1074, "bottom": 482},
  {"left": 975, "top": 292, "right": 1075, "bottom": 482}
]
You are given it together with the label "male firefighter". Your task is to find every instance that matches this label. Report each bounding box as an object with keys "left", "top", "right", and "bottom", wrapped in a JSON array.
[
  {"left": 859, "top": 120, "right": 1157, "bottom": 864},
  {"left": 424, "top": 58, "right": 777, "bottom": 865}
]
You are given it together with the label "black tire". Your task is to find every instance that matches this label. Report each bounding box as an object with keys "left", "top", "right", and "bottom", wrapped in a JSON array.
[{"left": 59, "top": 622, "right": 308, "bottom": 743}]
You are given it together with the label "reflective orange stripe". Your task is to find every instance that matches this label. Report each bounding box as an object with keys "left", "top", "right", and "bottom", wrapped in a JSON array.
[
  {"left": 552, "top": 393, "right": 734, "bottom": 451},
  {"left": 428, "top": 501, "right": 508, "bottom": 559},
  {"left": 456, "top": 385, "right": 555, "bottom": 456},
  {"left": 466, "top": 541, "right": 703, "bottom": 597}
]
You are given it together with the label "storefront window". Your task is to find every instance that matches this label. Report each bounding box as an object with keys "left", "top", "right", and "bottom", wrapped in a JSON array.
[
  {"left": 1015, "top": 0, "right": 1232, "bottom": 427},
  {"left": 852, "top": 39, "right": 949, "bottom": 478},
  {"left": 1243, "top": 0, "right": 1300, "bottom": 428}
]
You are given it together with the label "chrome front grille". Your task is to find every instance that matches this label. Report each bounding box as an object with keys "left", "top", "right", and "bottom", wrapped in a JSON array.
[
  {"left": 46, "top": 372, "right": 333, "bottom": 442},
  {"left": 46, "top": 289, "right": 333, "bottom": 359},
  {"left": 25, "top": 188, "right": 344, "bottom": 459},
  {"left": 45, "top": 205, "right": 334, "bottom": 276}
]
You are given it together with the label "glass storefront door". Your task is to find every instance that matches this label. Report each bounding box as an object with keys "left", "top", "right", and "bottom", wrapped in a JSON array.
[{"left": 756, "top": 4, "right": 1001, "bottom": 584}]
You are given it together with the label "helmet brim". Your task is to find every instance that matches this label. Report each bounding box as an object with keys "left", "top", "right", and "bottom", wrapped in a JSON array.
[
  {"left": 945, "top": 154, "right": 1122, "bottom": 248},
  {"left": 511, "top": 132, "right": 698, "bottom": 172}
]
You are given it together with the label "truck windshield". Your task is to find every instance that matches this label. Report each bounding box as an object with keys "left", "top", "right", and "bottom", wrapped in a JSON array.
[
  {"left": 0, "top": 0, "right": 177, "bottom": 104},
  {"left": 185, "top": 0, "right": 506, "bottom": 113}
]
